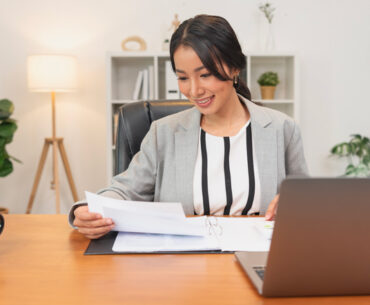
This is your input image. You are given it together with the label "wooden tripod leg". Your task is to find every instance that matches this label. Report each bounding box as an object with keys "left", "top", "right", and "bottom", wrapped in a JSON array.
[
  {"left": 26, "top": 140, "right": 50, "bottom": 214},
  {"left": 52, "top": 139, "right": 61, "bottom": 214},
  {"left": 58, "top": 139, "right": 79, "bottom": 201}
]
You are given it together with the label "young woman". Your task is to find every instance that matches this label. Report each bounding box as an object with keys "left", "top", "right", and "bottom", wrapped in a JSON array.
[{"left": 71, "top": 15, "right": 308, "bottom": 239}]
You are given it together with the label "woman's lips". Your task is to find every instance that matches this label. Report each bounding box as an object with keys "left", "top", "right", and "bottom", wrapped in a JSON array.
[{"left": 193, "top": 95, "right": 214, "bottom": 107}]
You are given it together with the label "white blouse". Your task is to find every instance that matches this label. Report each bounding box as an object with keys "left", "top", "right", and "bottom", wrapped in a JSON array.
[{"left": 193, "top": 121, "right": 261, "bottom": 216}]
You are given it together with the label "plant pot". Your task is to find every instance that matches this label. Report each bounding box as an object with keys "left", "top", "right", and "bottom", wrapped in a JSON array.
[
  {"left": 260, "top": 86, "right": 276, "bottom": 100},
  {"left": 0, "top": 207, "right": 9, "bottom": 214}
]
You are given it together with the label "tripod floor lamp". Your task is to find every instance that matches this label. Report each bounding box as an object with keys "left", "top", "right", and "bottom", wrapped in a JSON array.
[{"left": 26, "top": 55, "right": 79, "bottom": 214}]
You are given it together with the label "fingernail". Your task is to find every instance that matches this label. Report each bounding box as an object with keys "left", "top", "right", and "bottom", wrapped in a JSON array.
[{"left": 106, "top": 219, "right": 112, "bottom": 225}]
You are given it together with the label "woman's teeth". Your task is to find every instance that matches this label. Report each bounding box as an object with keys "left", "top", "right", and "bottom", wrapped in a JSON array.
[{"left": 197, "top": 96, "right": 212, "bottom": 104}]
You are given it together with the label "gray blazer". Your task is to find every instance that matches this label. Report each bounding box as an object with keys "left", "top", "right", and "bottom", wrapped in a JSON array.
[{"left": 93, "top": 96, "right": 308, "bottom": 217}]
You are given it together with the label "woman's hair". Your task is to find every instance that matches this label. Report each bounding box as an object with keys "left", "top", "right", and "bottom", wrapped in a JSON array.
[{"left": 170, "top": 14, "right": 251, "bottom": 101}]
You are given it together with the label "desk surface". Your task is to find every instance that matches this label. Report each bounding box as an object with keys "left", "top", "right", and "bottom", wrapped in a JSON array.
[{"left": 0, "top": 215, "right": 369, "bottom": 305}]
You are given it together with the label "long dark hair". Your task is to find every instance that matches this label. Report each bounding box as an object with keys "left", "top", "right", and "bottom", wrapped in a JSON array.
[{"left": 169, "top": 14, "right": 251, "bottom": 101}]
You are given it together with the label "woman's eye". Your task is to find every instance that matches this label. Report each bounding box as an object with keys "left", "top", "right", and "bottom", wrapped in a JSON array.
[
  {"left": 177, "top": 76, "right": 187, "bottom": 81},
  {"left": 200, "top": 73, "right": 211, "bottom": 78}
]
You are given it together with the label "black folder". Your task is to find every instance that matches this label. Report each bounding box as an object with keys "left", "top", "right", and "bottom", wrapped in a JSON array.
[{"left": 84, "top": 231, "right": 229, "bottom": 255}]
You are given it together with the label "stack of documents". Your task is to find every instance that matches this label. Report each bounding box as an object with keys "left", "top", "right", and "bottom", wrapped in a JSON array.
[{"left": 86, "top": 192, "right": 273, "bottom": 253}]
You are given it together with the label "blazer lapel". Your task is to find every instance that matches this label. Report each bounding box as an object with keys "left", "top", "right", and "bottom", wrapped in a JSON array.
[
  {"left": 175, "top": 108, "right": 201, "bottom": 215},
  {"left": 244, "top": 98, "right": 278, "bottom": 214}
]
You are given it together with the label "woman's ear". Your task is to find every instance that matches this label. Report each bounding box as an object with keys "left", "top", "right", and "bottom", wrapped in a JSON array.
[{"left": 231, "top": 68, "right": 241, "bottom": 78}]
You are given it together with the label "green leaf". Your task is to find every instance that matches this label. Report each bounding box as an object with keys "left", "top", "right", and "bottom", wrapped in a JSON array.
[
  {"left": 0, "top": 99, "right": 14, "bottom": 120},
  {"left": 9, "top": 155, "right": 22, "bottom": 163},
  {"left": 257, "top": 71, "right": 279, "bottom": 86},
  {"left": 345, "top": 164, "right": 355, "bottom": 176},
  {"left": 0, "top": 158, "right": 13, "bottom": 177},
  {"left": 363, "top": 155, "right": 370, "bottom": 165},
  {"left": 0, "top": 121, "right": 17, "bottom": 141},
  {"left": 0, "top": 150, "right": 4, "bottom": 168}
]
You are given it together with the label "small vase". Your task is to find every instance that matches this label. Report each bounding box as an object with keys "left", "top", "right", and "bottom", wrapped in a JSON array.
[
  {"left": 260, "top": 86, "right": 276, "bottom": 100},
  {"left": 265, "top": 22, "right": 275, "bottom": 51}
]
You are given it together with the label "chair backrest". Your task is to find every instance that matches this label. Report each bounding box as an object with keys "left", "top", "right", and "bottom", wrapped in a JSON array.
[{"left": 115, "top": 100, "right": 193, "bottom": 175}]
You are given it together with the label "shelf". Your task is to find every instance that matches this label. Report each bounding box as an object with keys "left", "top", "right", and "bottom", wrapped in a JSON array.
[
  {"left": 108, "top": 51, "right": 169, "bottom": 58},
  {"left": 255, "top": 99, "right": 294, "bottom": 104},
  {"left": 111, "top": 99, "right": 138, "bottom": 104},
  {"left": 248, "top": 56, "right": 295, "bottom": 101}
]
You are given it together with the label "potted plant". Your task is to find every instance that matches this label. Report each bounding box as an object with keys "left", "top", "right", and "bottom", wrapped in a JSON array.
[
  {"left": 0, "top": 98, "right": 20, "bottom": 214},
  {"left": 257, "top": 71, "right": 279, "bottom": 100},
  {"left": 330, "top": 134, "right": 370, "bottom": 177}
]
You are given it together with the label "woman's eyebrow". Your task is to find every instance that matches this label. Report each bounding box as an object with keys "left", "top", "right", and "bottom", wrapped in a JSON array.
[{"left": 175, "top": 66, "right": 206, "bottom": 74}]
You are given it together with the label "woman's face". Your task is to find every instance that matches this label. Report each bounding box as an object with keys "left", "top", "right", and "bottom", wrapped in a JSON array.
[{"left": 173, "top": 45, "right": 239, "bottom": 117}]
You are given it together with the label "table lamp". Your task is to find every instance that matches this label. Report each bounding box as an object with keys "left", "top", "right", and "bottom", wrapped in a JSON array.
[{"left": 26, "top": 55, "right": 79, "bottom": 214}]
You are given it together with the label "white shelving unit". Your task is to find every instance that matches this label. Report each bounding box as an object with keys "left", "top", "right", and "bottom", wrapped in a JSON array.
[
  {"left": 106, "top": 51, "right": 298, "bottom": 180},
  {"left": 246, "top": 53, "right": 298, "bottom": 120}
]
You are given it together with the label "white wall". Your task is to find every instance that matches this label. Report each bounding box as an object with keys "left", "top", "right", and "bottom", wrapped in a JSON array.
[{"left": 1, "top": 0, "right": 369, "bottom": 213}]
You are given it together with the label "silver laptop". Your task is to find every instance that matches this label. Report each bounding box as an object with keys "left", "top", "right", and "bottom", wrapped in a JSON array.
[{"left": 235, "top": 178, "right": 370, "bottom": 297}]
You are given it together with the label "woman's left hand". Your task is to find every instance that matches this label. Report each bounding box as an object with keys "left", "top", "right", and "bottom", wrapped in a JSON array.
[{"left": 265, "top": 194, "right": 279, "bottom": 221}]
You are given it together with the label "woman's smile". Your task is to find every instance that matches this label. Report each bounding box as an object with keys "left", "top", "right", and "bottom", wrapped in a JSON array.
[{"left": 192, "top": 95, "right": 215, "bottom": 107}]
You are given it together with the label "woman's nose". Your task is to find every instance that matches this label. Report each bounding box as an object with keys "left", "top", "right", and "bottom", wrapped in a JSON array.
[{"left": 190, "top": 79, "right": 204, "bottom": 97}]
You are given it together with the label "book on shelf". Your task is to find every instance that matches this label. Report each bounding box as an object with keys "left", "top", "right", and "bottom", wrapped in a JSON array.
[
  {"left": 165, "top": 60, "right": 180, "bottom": 99},
  {"left": 148, "top": 65, "right": 155, "bottom": 99},
  {"left": 112, "top": 111, "right": 119, "bottom": 146},
  {"left": 141, "top": 69, "right": 149, "bottom": 100},
  {"left": 132, "top": 67, "right": 155, "bottom": 101},
  {"left": 132, "top": 70, "right": 144, "bottom": 100}
]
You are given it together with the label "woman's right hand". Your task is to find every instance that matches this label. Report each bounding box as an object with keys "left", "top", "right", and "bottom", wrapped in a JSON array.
[{"left": 73, "top": 205, "right": 115, "bottom": 239}]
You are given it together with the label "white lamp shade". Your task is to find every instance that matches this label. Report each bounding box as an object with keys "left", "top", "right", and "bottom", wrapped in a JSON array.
[{"left": 27, "top": 55, "right": 77, "bottom": 92}]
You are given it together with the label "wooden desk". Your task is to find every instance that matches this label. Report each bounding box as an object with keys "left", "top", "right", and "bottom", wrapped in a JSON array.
[{"left": 0, "top": 215, "right": 369, "bottom": 305}]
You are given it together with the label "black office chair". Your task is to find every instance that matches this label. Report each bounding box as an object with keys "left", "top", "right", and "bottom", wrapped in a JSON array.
[{"left": 114, "top": 100, "right": 193, "bottom": 175}]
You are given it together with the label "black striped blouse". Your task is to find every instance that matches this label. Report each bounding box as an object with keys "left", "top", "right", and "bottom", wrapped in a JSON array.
[{"left": 193, "top": 121, "right": 261, "bottom": 216}]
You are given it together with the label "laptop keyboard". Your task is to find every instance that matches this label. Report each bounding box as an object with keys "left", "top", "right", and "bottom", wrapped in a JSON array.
[{"left": 253, "top": 266, "right": 265, "bottom": 280}]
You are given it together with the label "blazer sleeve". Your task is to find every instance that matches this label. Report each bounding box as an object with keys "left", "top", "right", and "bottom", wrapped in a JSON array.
[
  {"left": 284, "top": 121, "right": 309, "bottom": 176},
  {"left": 68, "top": 121, "right": 159, "bottom": 227},
  {"left": 98, "top": 121, "right": 159, "bottom": 201}
]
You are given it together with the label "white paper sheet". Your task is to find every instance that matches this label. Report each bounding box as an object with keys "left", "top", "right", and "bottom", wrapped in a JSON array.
[
  {"left": 103, "top": 207, "right": 207, "bottom": 236},
  {"left": 112, "top": 231, "right": 220, "bottom": 252},
  {"left": 215, "top": 218, "right": 272, "bottom": 252},
  {"left": 85, "top": 191, "right": 186, "bottom": 219}
]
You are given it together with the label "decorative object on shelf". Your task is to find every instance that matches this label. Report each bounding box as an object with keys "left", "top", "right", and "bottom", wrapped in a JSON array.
[
  {"left": 259, "top": 2, "right": 276, "bottom": 51},
  {"left": 162, "top": 14, "right": 181, "bottom": 51},
  {"left": 26, "top": 55, "right": 79, "bottom": 214},
  {"left": 257, "top": 71, "right": 279, "bottom": 99},
  {"left": 330, "top": 134, "right": 370, "bottom": 177},
  {"left": 121, "top": 36, "right": 147, "bottom": 51}
]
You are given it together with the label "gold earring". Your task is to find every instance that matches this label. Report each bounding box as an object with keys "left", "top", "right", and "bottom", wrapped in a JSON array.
[{"left": 233, "top": 75, "right": 239, "bottom": 87}]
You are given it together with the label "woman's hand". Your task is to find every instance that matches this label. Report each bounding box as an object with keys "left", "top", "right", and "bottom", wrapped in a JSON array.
[
  {"left": 73, "top": 205, "right": 114, "bottom": 239},
  {"left": 265, "top": 194, "right": 279, "bottom": 221}
]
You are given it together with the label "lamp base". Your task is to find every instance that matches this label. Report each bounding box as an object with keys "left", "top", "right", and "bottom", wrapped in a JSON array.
[{"left": 26, "top": 137, "right": 79, "bottom": 214}]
